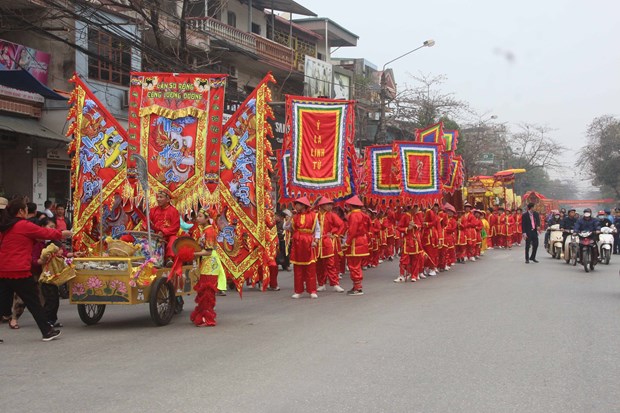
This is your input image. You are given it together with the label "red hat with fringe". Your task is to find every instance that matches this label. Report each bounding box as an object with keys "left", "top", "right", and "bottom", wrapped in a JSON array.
[
  {"left": 294, "top": 196, "right": 312, "bottom": 207},
  {"left": 345, "top": 195, "right": 364, "bottom": 207},
  {"left": 317, "top": 197, "right": 334, "bottom": 206}
]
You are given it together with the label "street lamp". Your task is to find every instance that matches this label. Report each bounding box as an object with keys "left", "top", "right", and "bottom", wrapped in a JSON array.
[{"left": 374, "top": 39, "right": 435, "bottom": 144}]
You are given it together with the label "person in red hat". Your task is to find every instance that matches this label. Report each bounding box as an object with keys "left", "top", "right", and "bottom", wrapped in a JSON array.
[
  {"left": 422, "top": 204, "right": 441, "bottom": 276},
  {"left": 316, "top": 197, "right": 345, "bottom": 293},
  {"left": 472, "top": 209, "right": 484, "bottom": 257},
  {"left": 342, "top": 195, "right": 369, "bottom": 295},
  {"left": 150, "top": 189, "right": 180, "bottom": 266},
  {"left": 284, "top": 196, "right": 320, "bottom": 298},
  {"left": 440, "top": 204, "right": 458, "bottom": 269},
  {"left": 395, "top": 204, "right": 424, "bottom": 282}
]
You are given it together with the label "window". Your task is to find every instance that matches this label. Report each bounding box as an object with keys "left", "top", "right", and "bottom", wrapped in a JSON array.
[
  {"left": 251, "top": 23, "right": 261, "bottom": 35},
  {"left": 227, "top": 11, "right": 236, "bottom": 28},
  {"left": 87, "top": 27, "right": 132, "bottom": 86}
]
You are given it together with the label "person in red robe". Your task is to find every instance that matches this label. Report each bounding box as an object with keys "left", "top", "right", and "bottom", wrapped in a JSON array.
[
  {"left": 442, "top": 204, "right": 458, "bottom": 269},
  {"left": 472, "top": 210, "right": 484, "bottom": 257},
  {"left": 285, "top": 197, "right": 320, "bottom": 299},
  {"left": 395, "top": 205, "right": 424, "bottom": 282},
  {"left": 514, "top": 208, "right": 523, "bottom": 245},
  {"left": 488, "top": 208, "right": 498, "bottom": 249},
  {"left": 150, "top": 190, "right": 180, "bottom": 266},
  {"left": 342, "top": 196, "right": 369, "bottom": 295},
  {"left": 422, "top": 205, "right": 441, "bottom": 276},
  {"left": 316, "top": 197, "right": 345, "bottom": 293}
]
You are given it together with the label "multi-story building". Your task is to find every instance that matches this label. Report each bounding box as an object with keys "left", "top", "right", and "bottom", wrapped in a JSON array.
[{"left": 0, "top": 0, "right": 361, "bottom": 204}]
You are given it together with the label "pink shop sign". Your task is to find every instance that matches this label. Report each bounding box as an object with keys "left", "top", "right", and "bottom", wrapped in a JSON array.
[{"left": 0, "top": 39, "right": 51, "bottom": 85}]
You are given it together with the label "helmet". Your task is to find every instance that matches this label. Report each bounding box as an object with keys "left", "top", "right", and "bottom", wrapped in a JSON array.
[
  {"left": 583, "top": 208, "right": 592, "bottom": 214},
  {"left": 598, "top": 210, "right": 606, "bottom": 216}
]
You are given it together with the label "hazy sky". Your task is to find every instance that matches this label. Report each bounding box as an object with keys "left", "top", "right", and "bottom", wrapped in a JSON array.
[{"left": 305, "top": 0, "right": 620, "bottom": 184}]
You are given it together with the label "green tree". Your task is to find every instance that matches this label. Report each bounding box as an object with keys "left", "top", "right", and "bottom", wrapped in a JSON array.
[{"left": 577, "top": 115, "right": 620, "bottom": 199}]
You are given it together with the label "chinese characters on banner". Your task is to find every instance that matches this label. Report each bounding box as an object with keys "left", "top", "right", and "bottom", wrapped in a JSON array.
[
  {"left": 126, "top": 72, "right": 227, "bottom": 212},
  {"left": 282, "top": 96, "right": 356, "bottom": 202}
]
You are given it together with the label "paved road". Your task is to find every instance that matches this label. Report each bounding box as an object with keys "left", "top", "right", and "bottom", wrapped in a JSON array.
[{"left": 3, "top": 247, "right": 620, "bottom": 413}]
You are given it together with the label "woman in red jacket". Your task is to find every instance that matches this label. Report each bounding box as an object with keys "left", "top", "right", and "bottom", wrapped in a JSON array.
[{"left": 0, "top": 199, "right": 72, "bottom": 341}]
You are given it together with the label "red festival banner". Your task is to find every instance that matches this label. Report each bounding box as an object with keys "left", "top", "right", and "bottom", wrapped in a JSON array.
[
  {"left": 443, "top": 155, "right": 464, "bottom": 193},
  {"left": 126, "top": 72, "right": 227, "bottom": 212},
  {"left": 415, "top": 122, "right": 444, "bottom": 146},
  {"left": 393, "top": 141, "right": 442, "bottom": 206},
  {"left": 364, "top": 145, "right": 401, "bottom": 205},
  {"left": 282, "top": 96, "right": 356, "bottom": 201},
  {"left": 217, "top": 74, "right": 278, "bottom": 292},
  {"left": 66, "top": 75, "right": 135, "bottom": 251}
]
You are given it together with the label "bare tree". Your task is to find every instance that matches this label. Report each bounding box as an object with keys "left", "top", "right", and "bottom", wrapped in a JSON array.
[
  {"left": 507, "top": 123, "right": 566, "bottom": 172},
  {"left": 577, "top": 115, "right": 620, "bottom": 198},
  {"left": 391, "top": 73, "right": 470, "bottom": 129}
]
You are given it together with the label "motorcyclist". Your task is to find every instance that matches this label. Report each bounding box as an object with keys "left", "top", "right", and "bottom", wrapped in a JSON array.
[
  {"left": 573, "top": 208, "right": 601, "bottom": 262},
  {"left": 560, "top": 208, "right": 578, "bottom": 244},
  {"left": 597, "top": 210, "right": 613, "bottom": 228},
  {"left": 613, "top": 208, "right": 620, "bottom": 254},
  {"left": 545, "top": 210, "right": 562, "bottom": 249}
]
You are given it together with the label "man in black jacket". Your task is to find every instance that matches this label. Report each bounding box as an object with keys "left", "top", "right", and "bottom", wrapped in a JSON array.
[{"left": 522, "top": 203, "right": 541, "bottom": 263}]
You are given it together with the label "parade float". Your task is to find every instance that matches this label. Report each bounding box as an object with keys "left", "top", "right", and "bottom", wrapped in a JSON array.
[{"left": 64, "top": 71, "right": 278, "bottom": 326}]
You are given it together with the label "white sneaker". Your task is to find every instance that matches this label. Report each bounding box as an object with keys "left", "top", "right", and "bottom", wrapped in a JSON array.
[
  {"left": 411, "top": 276, "right": 417, "bottom": 282},
  {"left": 405, "top": 274, "right": 411, "bottom": 282},
  {"left": 379, "top": 259, "right": 384, "bottom": 263},
  {"left": 316, "top": 285, "right": 326, "bottom": 292},
  {"left": 310, "top": 293, "right": 318, "bottom": 299},
  {"left": 419, "top": 273, "right": 426, "bottom": 279},
  {"left": 338, "top": 273, "right": 343, "bottom": 279},
  {"left": 470, "top": 257, "right": 476, "bottom": 262},
  {"left": 393, "top": 276, "right": 406, "bottom": 283},
  {"left": 291, "top": 293, "right": 301, "bottom": 299},
  {"left": 429, "top": 269, "right": 437, "bottom": 276},
  {"left": 333, "top": 285, "right": 345, "bottom": 292},
  {"left": 445, "top": 265, "right": 451, "bottom": 271}
]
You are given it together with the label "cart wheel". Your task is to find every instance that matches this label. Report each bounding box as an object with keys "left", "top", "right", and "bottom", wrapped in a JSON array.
[
  {"left": 149, "top": 277, "right": 175, "bottom": 326},
  {"left": 77, "top": 304, "right": 106, "bottom": 325}
]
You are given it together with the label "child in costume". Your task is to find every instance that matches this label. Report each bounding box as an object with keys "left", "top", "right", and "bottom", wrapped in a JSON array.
[{"left": 189, "top": 209, "right": 226, "bottom": 327}]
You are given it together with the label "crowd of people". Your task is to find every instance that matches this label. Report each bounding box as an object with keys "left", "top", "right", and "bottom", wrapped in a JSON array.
[
  {"left": 3, "top": 189, "right": 619, "bottom": 341},
  {"left": 278, "top": 196, "right": 526, "bottom": 298}
]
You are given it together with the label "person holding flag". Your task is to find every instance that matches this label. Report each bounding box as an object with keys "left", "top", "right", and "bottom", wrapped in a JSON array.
[
  {"left": 316, "top": 197, "right": 345, "bottom": 293},
  {"left": 342, "top": 196, "right": 370, "bottom": 295},
  {"left": 284, "top": 197, "right": 320, "bottom": 299}
]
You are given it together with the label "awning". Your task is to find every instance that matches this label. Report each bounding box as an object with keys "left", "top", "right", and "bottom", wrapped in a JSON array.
[
  {"left": 0, "top": 69, "right": 67, "bottom": 100},
  {"left": 243, "top": 0, "right": 317, "bottom": 16},
  {"left": 0, "top": 114, "right": 70, "bottom": 142}
]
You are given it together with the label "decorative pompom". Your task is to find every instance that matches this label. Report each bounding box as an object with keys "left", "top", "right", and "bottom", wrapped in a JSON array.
[{"left": 178, "top": 246, "right": 196, "bottom": 263}]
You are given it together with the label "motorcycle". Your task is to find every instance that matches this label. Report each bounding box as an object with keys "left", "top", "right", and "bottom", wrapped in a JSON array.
[
  {"left": 598, "top": 226, "right": 615, "bottom": 265},
  {"left": 564, "top": 230, "right": 579, "bottom": 265},
  {"left": 577, "top": 231, "right": 598, "bottom": 273},
  {"left": 546, "top": 224, "right": 564, "bottom": 259}
]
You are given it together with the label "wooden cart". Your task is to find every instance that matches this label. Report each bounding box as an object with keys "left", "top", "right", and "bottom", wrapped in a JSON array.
[{"left": 69, "top": 257, "right": 198, "bottom": 326}]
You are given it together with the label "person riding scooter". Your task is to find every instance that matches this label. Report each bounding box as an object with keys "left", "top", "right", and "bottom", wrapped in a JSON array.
[
  {"left": 545, "top": 210, "right": 562, "bottom": 249},
  {"left": 573, "top": 208, "right": 601, "bottom": 262},
  {"left": 561, "top": 208, "right": 578, "bottom": 260}
]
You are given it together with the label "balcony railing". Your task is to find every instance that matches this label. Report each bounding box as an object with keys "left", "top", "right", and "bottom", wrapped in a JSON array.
[{"left": 187, "top": 17, "right": 295, "bottom": 70}]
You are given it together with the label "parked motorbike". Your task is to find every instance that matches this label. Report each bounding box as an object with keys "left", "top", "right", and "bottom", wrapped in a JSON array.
[
  {"left": 598, "top": 226, "right": 615, "bottom": 265},
  {"left": 564, "top": 230, "right": 579, "bottom": 265},
  {"left": 577, "top": 231, "right": 598, "bottom": 273},
  {"left": 546, "top": 224, "right": 564, "bottom": 259}
]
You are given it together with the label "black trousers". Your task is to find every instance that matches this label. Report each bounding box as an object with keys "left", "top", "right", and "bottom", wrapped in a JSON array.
[
  {"left": 41, "top": 283, "right": 60, "bottom": 324},
  {"left": 0, "top": 277, "right": 52, "bottom": 335},
  {"left": 525, "top": 233, "right": 539, "bottom": 260}
]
